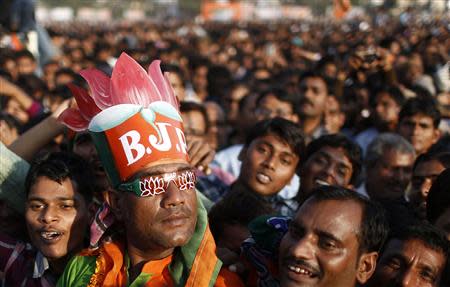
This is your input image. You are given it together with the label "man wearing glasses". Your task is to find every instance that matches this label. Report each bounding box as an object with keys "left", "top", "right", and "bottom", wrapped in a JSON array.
[{"left": 57, "top": 53, "right": 243, "bottom": 286}]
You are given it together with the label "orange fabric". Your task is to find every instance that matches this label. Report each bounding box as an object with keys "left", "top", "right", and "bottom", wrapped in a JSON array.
[
  {"left": 105, "top": 112, "right": 188, "bottom": 181},
  {"left": 143, "top": 256, "right": 173, "bottom": 287},
  {"left": 10, "top": 33, "right": 24, "bottom": 50},
  {"left": 214, "top": 268, "right": 246, "bottom": 287},
  {"left": 333, "top": 0, "right": 351, "bottom": 19},
  {"left": 185, "top": 225, "right": 220, "bottom": 287},
  {"left": 102, "top": 242, "right": 127, "bottom": 286}
]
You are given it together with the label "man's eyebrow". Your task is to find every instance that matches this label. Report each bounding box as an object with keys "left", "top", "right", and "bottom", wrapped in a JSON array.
[
  {"left": 314, "top": 150, "right": 331, "bottom": 159},
  {"left": 417, "top": 263, "right": 438, "bottom": 275},
  {"left": 27, "top": 197, "right": 75, "bottom": 202},
  {"left": 337, "top": 162, "right": 352, "bottom": 170},
  {"left": 141, "top": 166, "right": 191, "bottom": 177},
  {"left": 315, "top": 229, "right": 343, "bottom": 243}
]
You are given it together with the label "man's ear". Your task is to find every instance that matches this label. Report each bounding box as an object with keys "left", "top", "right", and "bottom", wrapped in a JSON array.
[
  {"left": 432, "top": 129, "right": 441, "bottom": 145},
  {"left": 103, "top": 189, "right": 124, "bottom": 221},
  {"left": 238, "top": 146, "right": 248, "bottom": 162},
  {"left": 356, "top": 251, "right": 378, "bottom": 284}
]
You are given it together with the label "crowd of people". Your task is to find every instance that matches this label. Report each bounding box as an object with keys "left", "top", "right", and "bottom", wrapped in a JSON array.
[{"left": 1, "top": 4, "right": 449, "bottom": 287}]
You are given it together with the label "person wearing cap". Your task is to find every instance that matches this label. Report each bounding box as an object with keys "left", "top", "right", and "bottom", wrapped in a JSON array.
[{"left": 56, "top": 53, "right": 244, "bottom": 286}]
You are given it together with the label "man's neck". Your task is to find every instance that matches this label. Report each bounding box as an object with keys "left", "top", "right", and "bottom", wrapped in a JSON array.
[
  {"left": 300, "top": 116, "right": 322, "bottom": 136},
  {"left": 126, "top": 242, "right": 174, "bottom": 282}
]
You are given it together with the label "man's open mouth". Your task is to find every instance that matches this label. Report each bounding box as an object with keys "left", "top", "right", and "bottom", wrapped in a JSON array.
[
  {"left": 287, "top": 263, "right": 320, "bottom": 278},
  {"left": 39, "top": 230, "right": 63, "bottom": 242}
]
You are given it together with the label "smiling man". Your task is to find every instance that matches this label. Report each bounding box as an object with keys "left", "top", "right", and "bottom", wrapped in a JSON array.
[
  {"left": 279, "top": 186, "right": 389, "bottom": 287},
  {"left": 365, "top": 223, "right": 449, "bottom": 287},
  {"left": 1, "top": 152, "right": 95, "bottom": 287},
  {"left": 57, "top": 53, "right": 243, "bottom": 286}
]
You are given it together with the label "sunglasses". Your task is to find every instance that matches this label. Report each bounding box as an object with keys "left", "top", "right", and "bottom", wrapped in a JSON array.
[{"left": 118, "top": 169, "right": 197, "bottom": 197}]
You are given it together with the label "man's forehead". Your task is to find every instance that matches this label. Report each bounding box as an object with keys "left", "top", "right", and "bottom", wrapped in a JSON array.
[
  {"left": 301, "top": 77, "right": 327, "bottom": 88},
  {"left": 295, "top": 199, "right": 362, "bottom": 237},
  {"left": 314, "top": 146, "right": 353, "bottom": 167},
  {"left": 254, "top": 135, "right": 296, "bottom": 155},
  {"left": 403, "top": 113, "right": 434, "bottom": 124},
  {"left": 381, "top": 149, "right": 414, "bottom": 166},
  {"left": 383, "top": 238, "right": 446, "bottom": 268},
  {"left": 136, "top": 162, "right": 192, "bottom": 177}
]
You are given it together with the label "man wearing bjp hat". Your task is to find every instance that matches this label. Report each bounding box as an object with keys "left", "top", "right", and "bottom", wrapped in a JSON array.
[{"left": 57, "top": 53, "right": 244, "bottom": 286}]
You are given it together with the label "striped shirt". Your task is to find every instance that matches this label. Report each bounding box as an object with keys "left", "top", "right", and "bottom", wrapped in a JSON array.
[{"left": 0, "top": 233, "right": 56, "bottom": 287}]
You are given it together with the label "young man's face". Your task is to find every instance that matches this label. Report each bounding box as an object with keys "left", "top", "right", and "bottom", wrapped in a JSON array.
[
  {"left": 300, "top": 146, "right": 353, "bottom": 197},
  {"left": 366, "top": 149, "right": 414, "bottom": 200},
  {"left": 366, "top": 238, "right": 446, "bottom": 287},
  {"left": 298, "top": 77, "right": 328, "bottom": 118},
  {"left": 409, "top": 159, "right": 446, "bottom": 219},
  {"left": 324, "top": 96, "right": 345, "bottom": 134},
  {"left": 279, "top": 199, "right": 373, "bottom": 287},
  {"left": 238, "top": 134, "right": 299, "bottom": 196},
  {"left": 374, "top": 92, "right": 401, "bottom": 128},
  {"left": 255, "top": 94, "right": 298, "bottom": 123},
  {"left": 25, "top": 177, "right": 90, "bottom": 261},
  {"left": 167, "top": 73, "right": 186, "bottom": 102},
  {"left": 115, "top": 163, "right": 198, "bottom": 253},
  {"left": 17, "top": 56, "right": 36, "bottom": 75},
  {"left": 181, "top": 110, "right": 207, "bottom": 143},
  {"left": 398, "top": 114, "right": 440, "bottom": 155}
]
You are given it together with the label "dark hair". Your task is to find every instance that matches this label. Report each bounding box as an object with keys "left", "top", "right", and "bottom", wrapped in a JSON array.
[
  {"left": 427, "top": 168, "right": 450, "bottom": 224},
  {"left": 244, "top": 117, "right": 305, "bottom": 162},
  {"left": 0, "top": 112, "right": 22, "bottom": 131},
  {"left": 299, "top": 70, "right": 328, "bottom": 94},
  {"left": 25, "top": 152, "right": 95, "bottom": 202},
  {"left": 179, "top": 101, "right": 210, "bottom": 134},
  {"left": 413, "top": 152, "right": 450, "bottom": 171},
  {"left": 304, "top": 134, "right": 362, "bottom": 185},
  {"left": 305, "top": 185, "right": 389, "bottom": 254},
  {"left": 255, "top": 87, "right": 297, "bottom": 109},
  {"left": 55, "top": 68, "right": 77, "bottom": 83},
  {"left": 14, "top": 49, "right": 35, "bottom": 61},
  {"left": 16, "top": 74, "right": 48, "bottom": 98},
  {"left": 386, "top": 223, "right": 449, "bottom": 273},
  {"left": 372, "top": 85, "right": 405, "bottom": 107},
  {"left": 399, "top": 97, "right": 441, "bottom": 128},
  {"left": 209, "top": 189, "right": 274, "bottom": 242},
  {"left": 161, "top": 63, "right": 185, "bottom": 85}
]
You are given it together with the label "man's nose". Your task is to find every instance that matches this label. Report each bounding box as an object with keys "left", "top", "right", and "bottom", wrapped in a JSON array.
[
  {"left": 39, "top": 206, "right": 59, "bottom": 224},
  {"left": 290, "top": 235, "right": 315, "bottom": 261},
  {"left": 262, "top": 154, "right": 276, "bottom": 170},
  {"left": 399, "top": 268, "right": 418, "bottom": 287},
  {"left": 161, "top": 182, "right": 186, "bottom": 208},
  {"left": 420, "top": 178, "right": 432, "bottom": 199}
]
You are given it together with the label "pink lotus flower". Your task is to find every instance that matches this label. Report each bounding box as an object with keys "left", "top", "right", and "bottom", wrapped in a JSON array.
[{"left": 59, "top": 52, "right": 179, "bottom": 131}]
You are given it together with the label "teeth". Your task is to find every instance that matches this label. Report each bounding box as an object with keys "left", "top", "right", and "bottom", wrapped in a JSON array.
[
  {"left": 315, "top": 179, "right": 330, "bottom": 186},
  {"left": 256, "top": 173, "right": 271, "bottom": 184},
  {"left": 288, "top": 265, "right": 313, "bottom": 276},
  {"left": 40, "top": 231, "right": 61, "bottom": 240}
]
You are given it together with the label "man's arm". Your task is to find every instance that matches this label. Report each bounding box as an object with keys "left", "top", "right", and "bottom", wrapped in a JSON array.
[{"left": 9, "top": 99, "right": 70, "bottom": 162}]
